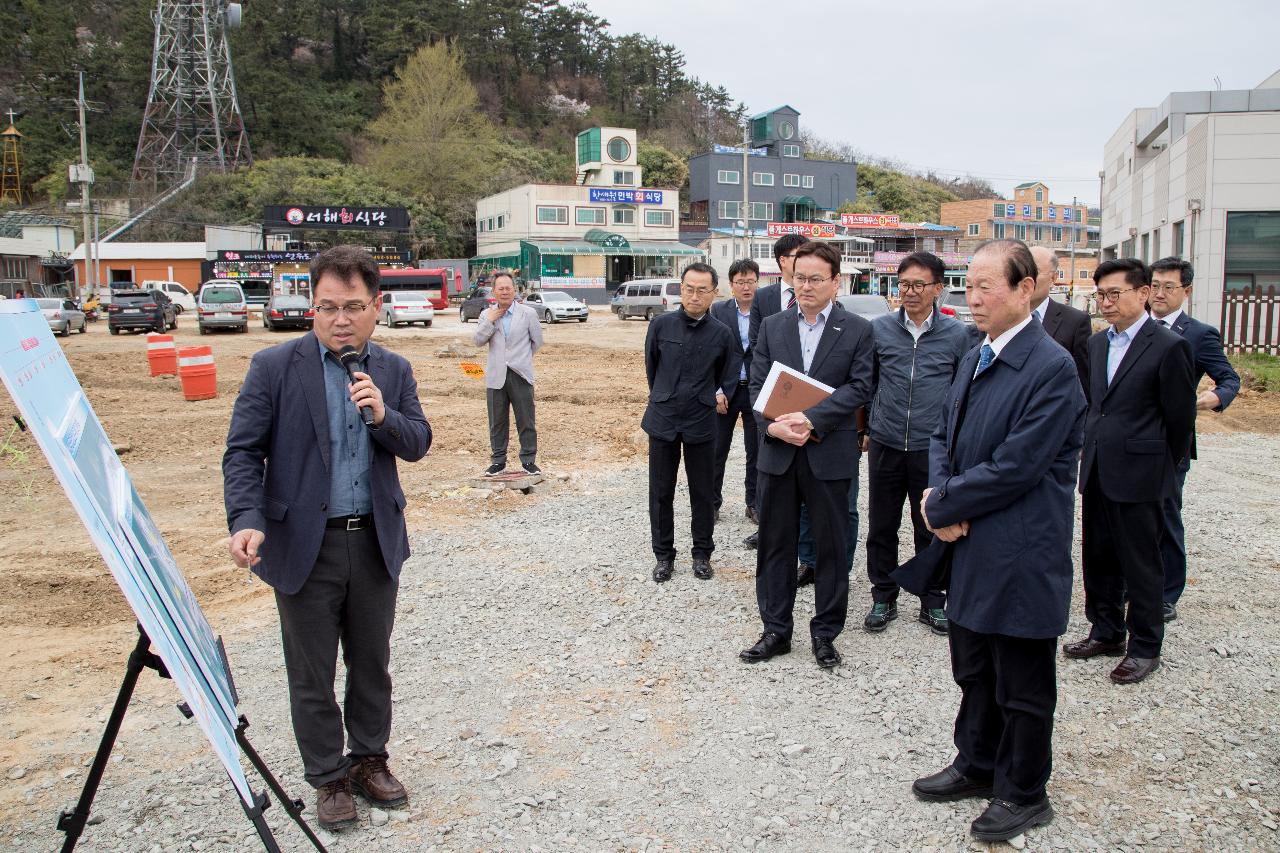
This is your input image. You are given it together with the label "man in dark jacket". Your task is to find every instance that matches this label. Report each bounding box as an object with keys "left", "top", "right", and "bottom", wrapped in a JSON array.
[
  {"left": 863, "top": 252, "right": 969, "bottom": 636},
  {"left": 223, "top": 246, "right": 432, "bottom": 831},
  {"left": 1064, "top": 258, "right": 1195, "bottom": 684},
  {"left": 642, "top": 262, "right": 740, "bottom": 583},
  {"left": 1148, "top": 256, "right": 1240, "bottom": 622},
  {"left": 909, "top": 239, "right": 1085, "bottom": 843},
  {"left": 1029, "top": 246, "right": 1092, "bottom": 399},
  {"left": 711, "top": 258, "right": 760, "bottom": 524}
]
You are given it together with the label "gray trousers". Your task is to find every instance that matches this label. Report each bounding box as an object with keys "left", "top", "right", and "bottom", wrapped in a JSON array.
[
  {"left": 275, "top": 525, "right": 398, "bottom": 788},
  {"left": 487, "top": 371, "right": 537, "bottom": 466}
]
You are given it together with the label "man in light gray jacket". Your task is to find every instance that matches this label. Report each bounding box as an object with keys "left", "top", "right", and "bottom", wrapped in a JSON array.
[
  {"left": 863, "top": 252, "right": 970, "bottom": 636},
  {"left": 473, "top": 273, "right": 544, "bottom": 476}
]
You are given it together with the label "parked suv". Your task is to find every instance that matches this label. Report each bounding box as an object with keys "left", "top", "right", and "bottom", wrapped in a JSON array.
[
  {"left": 197, "top": 282, "right": 249, "bottom": 334},
  {"left": 459, "top": 286, "right": 495, "bottom": 322},
  {"left": 616, "top": 278, "right": 681, "bottom": 320},
  {"left": 939, "top": 286, "right": 974, "bottom": 325},
  {"left": 107, "top": 288, "right": 177, "bottom": 334}
]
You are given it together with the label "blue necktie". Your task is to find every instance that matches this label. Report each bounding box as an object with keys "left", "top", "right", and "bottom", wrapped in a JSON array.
[{"left": 976, "top": 344, "right": 995, "bottom": 375}]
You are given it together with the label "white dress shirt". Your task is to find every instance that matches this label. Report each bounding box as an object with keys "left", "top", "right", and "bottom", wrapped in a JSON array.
[
  {"left": 1154, "top": 307, "right": 1183, "bottom": 329},
  {"left": 735, "top": 304, "right": 751, "bottom": 379},
  {"left": 1106, "top": 312, "right": 1149, "bottom": 384},
  {"left": 904, "top": 310, "right": 933, "bottom": 341},
  {"left": 975, "top": 314, "right": 1034, "bottom": 377}
]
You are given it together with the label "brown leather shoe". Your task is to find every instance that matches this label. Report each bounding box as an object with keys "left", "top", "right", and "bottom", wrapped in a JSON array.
[
  {"left": 349, "top": 756, "right": 408, "bottom": 808},
  {"left": 1110, "top": 655, "right": 1161, "bottom": 684},
  {"left": 1062, "top": 637, "right": 1126, "bottom": 659},
  {"left": 316, "top": 778, "right": 358, "bottom": 831}
]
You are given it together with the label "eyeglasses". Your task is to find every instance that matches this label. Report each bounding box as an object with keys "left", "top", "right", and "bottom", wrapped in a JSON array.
[
  {"left": 1150, "top": 283, "right": 1187, "bottom": 294},
  {"left": 1096, "top": 288, "right": 1136, "bottom": 304},
  {"left": 780, "top": 253, "right": 798, "bottom": 259},
  {"left": 730, "top": 278, "right": 759, "bottom": 287},
  {"left": 681, "top": 286, "right": 716, "bottom": 297},
  {"left": 313, "top": 301, "right": 373, "bottom": 317},
  {"left": 898, "top": 279, "right": 937, "bottom": 294},
  {"left": 793, "top": 275, "right": 832, "bottom": 286}
]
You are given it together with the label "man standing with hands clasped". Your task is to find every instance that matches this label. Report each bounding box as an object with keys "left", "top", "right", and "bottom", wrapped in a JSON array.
[
  {"left": 642, "top": 262, "right": 740, "bottom": 583},
  {"left": 473, "top": 272, "right": 544, "bottom": 477},
  {"left": 223, "top": 245, "right": 431, "bottom": 832},
  {"left": 740, "top": 241, "right": 874, "bottom": 669},
  {"left": 908, "top": 239, "right": 1085, "bottom": 843}
]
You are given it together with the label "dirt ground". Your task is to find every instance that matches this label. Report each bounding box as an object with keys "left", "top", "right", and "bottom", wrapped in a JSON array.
[{"left": 0, "top": 305, "right": 1276, "bottom": 823}]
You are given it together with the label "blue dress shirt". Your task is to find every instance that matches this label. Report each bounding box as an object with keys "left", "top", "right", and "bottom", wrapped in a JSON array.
[{"left": 319, "top": 339, "right": 373, "bottom": 517}]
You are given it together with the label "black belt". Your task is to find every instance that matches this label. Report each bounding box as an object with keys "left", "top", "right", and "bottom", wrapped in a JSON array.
[
  {"left": 326, "top": 513, "right": 373, "bottom": 531},
  {"left": 738, "top": 379, "right": 749, "bottom": 386}
]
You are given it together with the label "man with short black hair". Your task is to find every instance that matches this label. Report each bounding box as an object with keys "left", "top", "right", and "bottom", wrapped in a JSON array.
[
  {"left": 223, "top": 245, "right": 431, "bottom": 831},
  {"left": 711, "top": 258, "right": 760, "bottom": 525},
  {"left": 1146, "top": 256, "right": 1239, "bottom": 622},
  {"left": 473, "top": 272, "right": 544, "bottom": 477},
  {"left": 643, "top": 262, "right": 740, "bottom": 583},
  {"left": 863, "top": 251, "right": 969, "bottom": 636},
  {"left": 741, "top": 241, "right": 874, "bottom": 669},
  {"left": 1064, "top": 257, "right": 1195, "bottom": 683}
]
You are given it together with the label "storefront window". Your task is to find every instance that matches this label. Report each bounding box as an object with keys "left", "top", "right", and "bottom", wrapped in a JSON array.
[{"left": 1225, "top": 211, "right": 1280, "bottom": 293}]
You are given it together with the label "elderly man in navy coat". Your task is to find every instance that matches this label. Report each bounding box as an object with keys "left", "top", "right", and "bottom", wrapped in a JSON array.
[
  {"left": 224, "top": 246, "right": 431, "bottom": 832},
  {"left": 907, "top": 239, "right": 1085, "bottom": 843}
]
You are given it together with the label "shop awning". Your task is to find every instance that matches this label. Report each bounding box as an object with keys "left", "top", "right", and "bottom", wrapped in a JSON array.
[
  {"left": 522, "top": 240, "right": 609, "bottom": 256},
  {"left": 782, "top": 195, "right": 817, "bottom": 208},
  {"left": 521, "top": 239, "right": 704, "bottom": 257},
  {"left": 626, "top": 241, "right": 705, "bottom": 257},
  {"left": 583, "top": 229, "right": 630, "bottom": 249}
]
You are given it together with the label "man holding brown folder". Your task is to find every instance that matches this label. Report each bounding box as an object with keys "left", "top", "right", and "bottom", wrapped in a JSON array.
[{"left": 739, "top": 241, "right": 875, "bottom": 669}]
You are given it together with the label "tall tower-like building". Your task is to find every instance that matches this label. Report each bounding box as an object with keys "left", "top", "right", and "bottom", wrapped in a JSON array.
[
  {"left": 1, "top": 114, "right": 23, "bottom": 205},
  {"left": 131, "top": 0, "right": 251, "bottom": 195}
]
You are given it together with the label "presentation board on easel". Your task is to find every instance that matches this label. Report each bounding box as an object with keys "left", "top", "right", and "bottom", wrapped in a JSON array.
[{"left": 0, "top": 301, "right": 252, "bottom": 803}]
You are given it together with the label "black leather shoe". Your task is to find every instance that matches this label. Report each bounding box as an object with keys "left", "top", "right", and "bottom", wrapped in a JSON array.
[
  {"left": 743, "top": 531, "right": 758, "bottom": 550},
  {"left": 714, "top": 508, "right": 721, "bottom": 522},
  {"left": 912, "top": 764, "right": 994, "bottom": 802},
  {"left": 919, "top": 607, "right": 948, "bottom": 636},
  {"left": 746, "top": 506, "right": 760, "bottom": 524},
  {"left": 739, "top": 631, "right": 791, "bottom": 663},
  {"left": 692, "top": 558, "right": 713, "bottom": 580},
  {"left": 1062, "top": 637, "right": 1126, "bottom": 659},
  {"left": 797, "top": 563, "right": 815, "bottom": 586},
  {"left": 652, "top": 559, "right": 674, "bottom": 583},
  {"left": 1110, "top": 655, "right": 1161, "bottom": 684},
  {"left": 1162, "top": 602, "right": 1177, "bottom": 622},
  {"left": 970, "top": 797, "right": 1054, "bottom": 841},
  {"left": 863, "top": 602, "right": 898, "bottom": 632},
  {"left": 812, "top": 636, "right": 841, "bottom": 669}
]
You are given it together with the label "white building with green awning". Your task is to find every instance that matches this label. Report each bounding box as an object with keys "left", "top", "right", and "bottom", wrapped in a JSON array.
[{"left": 471, "top": 127, "right": 705, "bottom": 304}]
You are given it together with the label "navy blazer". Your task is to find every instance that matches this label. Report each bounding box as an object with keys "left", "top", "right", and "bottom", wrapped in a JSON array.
[
  {"left": 1079, "top": 319, "right": 1195, "bottom": 502},
  {"left": 1166, "top": 311, "right": 1240, "bottom": 460},
  {"left": 1040, "top": 298, "right": 1092, "bottom": 401},
  {"left": 749, "top": 302, "right": 874, "bottom": 481},
  {"left": 710, "top": 297, "right": 752, "bottom": 378},
  {"left": 748, "top": 281, "right": 787, "bottom": 350},
  {"left": 921, "top": 318, "right": 1086, "bottom": 638},
  {"left": 223, "top": 333, "right": 432, "bottom": 594}
]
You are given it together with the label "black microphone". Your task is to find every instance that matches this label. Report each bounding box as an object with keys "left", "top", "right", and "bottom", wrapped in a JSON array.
[{"left": 338, "top": 345, "right": 376, "bottom": 427}]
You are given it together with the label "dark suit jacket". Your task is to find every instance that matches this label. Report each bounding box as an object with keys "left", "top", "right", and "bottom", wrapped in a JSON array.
[
  {"left": 748, "top": 280, "right": 790, "bottom": 350},
  {"left": 1079, "top": 318, "right": 1195, "bottom": 503},
  {"left": 919, "top": 319, "right": 1086, "bottom": 638},
  {"left": 1166, "top": 311, "right": 1240, "bottom": 460},
  {"left": 1040, "top": 298, "right": 1092, "bottom": 401},
  {"left": 711, "top": 297, "right": 751, "bottom": 378},
  {"left": 223, "top": 333, "right": 432, "bottom": 594},
  {"left": 641, "top": 309, "right": 740, "bottom": 443},
  {"left": 749, "top": 302, "right": 874, "bottom": 481}
]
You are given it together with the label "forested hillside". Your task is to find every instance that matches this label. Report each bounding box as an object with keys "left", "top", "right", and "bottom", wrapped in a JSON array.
[{"left": 0, "top": 0, "right": 993, "bottom": 254}]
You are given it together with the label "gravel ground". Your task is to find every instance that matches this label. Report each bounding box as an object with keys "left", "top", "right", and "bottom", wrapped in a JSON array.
[{"left": 3, "top": 431, "right": 1279, "bottom": 852}]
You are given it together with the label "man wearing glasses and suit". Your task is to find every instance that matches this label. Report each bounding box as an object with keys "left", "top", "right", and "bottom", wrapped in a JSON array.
[
  {"left": 223, "top": 245, "right": 432, "bottom": 832},
  {"left": 740, "top": 241, "right": 874, "bottom": 669}
]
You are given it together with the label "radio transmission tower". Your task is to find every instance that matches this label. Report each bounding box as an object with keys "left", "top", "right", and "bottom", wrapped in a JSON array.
[{"left": 131, "top": 0, "right": 251, "bottom": 195}]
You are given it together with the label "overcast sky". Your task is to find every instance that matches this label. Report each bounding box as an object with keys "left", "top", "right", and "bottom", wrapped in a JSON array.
[{"left": 581, "top": 0, "right": 1280, "bottom": 205}]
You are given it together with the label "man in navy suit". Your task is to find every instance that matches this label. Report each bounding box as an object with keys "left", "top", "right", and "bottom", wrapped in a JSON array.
[
  {"left": 223, "top": 246, "right": 431, "bottom": 831},
  {"left": 909, "top": 239, "right": 1085, "bottom": 843},
  {"left": 740, "top": 241, "right": 874, "bottom": 669},
  {"left": 711, "top": 258, "right": 760, "bottom": 525},
  {"left": 1063, "top": 258, "right": 1195, "bottom": 685},
  {"left": 1148, "top": 257, "right": 1240, "bottom": 622}
]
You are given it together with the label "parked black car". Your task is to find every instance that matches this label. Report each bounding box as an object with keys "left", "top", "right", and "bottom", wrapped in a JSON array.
[
  {"left": 107, "top": 288, "right": 178, "bottom": 334},
  {"left": 459, "top": 286, "right": 495, "bottom": 322},
  {"left": 263, "top": 294, "right": 314, "bottom": 331}
]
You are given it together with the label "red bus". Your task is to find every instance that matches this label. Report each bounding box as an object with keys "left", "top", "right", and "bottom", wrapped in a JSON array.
[{"left": 377, "top": 267, "right": 461, "bottom": 311}]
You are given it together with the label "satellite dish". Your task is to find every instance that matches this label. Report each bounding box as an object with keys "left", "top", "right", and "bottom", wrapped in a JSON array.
[{"left": 226, "top": 3, "right": 242, "bottom": 28}]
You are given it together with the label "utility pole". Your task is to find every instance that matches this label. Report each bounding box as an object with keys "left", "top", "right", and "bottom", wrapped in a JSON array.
[
  {"left": 1068, "top": 194, "right": 1077, "bottom": 304},
  {"left": 74, "top": 72, "right": 94, "bottom": 300},
  {"left": 741, "top": 123, "right": 750, "bottom": 263}
]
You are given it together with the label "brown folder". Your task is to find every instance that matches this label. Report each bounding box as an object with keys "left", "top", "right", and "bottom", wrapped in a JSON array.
[{"left": 753, "top": 362, "right": 834, "bottom": 421}]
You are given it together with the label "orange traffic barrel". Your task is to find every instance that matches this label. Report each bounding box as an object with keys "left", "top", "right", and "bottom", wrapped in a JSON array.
[
  {"left": 146, "top": 334, "right": 177, "bottom": 376},
  {"left": 177, "top": 345, "right": 217, "bottom": 401}
]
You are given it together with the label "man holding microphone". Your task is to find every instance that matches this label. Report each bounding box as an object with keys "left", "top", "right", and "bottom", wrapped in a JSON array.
[{"left": 223, "top": 245, "right": 431, "bottom": 832}]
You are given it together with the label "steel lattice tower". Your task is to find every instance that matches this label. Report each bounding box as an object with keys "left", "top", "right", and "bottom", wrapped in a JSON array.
[{"left": 131, "top": 0, "right": 251, "bottom": 195}]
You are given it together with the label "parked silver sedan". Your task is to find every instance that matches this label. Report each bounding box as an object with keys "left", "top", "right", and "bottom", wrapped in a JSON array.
[
  {"left": 37, "top": 297, "right": 87, "bottom": 336},
  {"left": 526, "top": 290, "right": 588, "bottom": 323}
]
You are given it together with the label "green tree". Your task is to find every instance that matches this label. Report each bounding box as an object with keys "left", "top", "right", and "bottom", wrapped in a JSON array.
[{"left": 637, "top": 143, "right": 687, "bottom": 191}]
